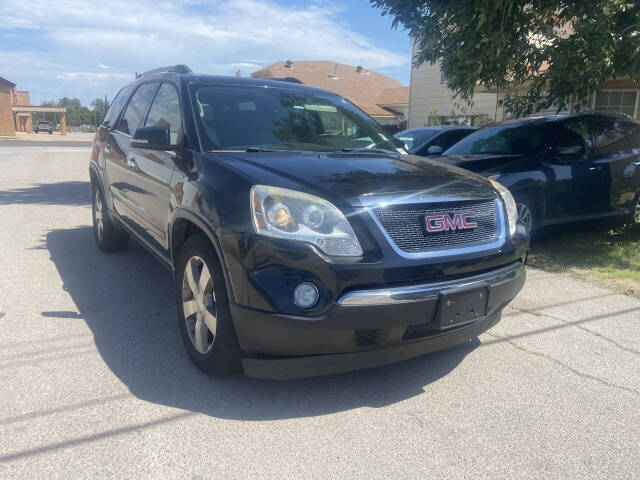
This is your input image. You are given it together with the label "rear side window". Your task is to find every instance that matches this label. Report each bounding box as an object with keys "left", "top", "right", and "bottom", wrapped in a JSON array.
[
  {"left": 430, "top": 130, "right": 473, "bottom": 150},
  {"left": 145, "top": 83, "right": 183, "bottom": 144},
  {"left": 103, "top": 85, "right": 133, "bottom": 127},
  {"left": 590, "top": 118, "right": 630, "bottom": 155},
  {"left": 117, "top": 83, "right": 158, "bottom": 135},
  {"left": 626, "top": 123, "right": 640, "bottom": 149}
]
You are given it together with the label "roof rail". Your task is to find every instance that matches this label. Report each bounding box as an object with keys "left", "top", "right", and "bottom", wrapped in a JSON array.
[{"left": 138, "top": 65, "right": 192, "bottom": 78}]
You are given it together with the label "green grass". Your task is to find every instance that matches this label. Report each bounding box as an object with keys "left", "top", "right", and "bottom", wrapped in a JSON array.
[{"left": 528, "top": 220, "right": 640, "bottom": 298}]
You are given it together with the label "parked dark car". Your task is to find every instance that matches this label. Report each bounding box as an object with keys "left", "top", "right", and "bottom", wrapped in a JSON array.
[
  {"left": 89, "top": 65, "right": 528, "bottom": 379},
  {"left": 34, "top": 121, "right": 53, "bottom": 134},
  {"left": 439, "top": 114, "right": 640, "bottom": 233},
  {"left": 394, "top": 126, "right": 477, "bottom": 156}
]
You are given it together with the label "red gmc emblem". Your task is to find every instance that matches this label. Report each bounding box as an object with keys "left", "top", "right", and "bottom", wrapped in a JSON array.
[{"left": 425, "top": 213, "right": 477, "bottom": 232}]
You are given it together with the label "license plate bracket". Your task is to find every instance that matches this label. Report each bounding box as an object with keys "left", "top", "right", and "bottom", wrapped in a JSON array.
[{"left": 436, "top": 284, "right": 488, "bottom": 329}]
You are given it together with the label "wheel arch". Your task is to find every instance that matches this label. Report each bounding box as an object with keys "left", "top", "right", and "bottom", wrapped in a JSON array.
[{"left": 169, "top": 209, "right": 237, "bottom": 303}]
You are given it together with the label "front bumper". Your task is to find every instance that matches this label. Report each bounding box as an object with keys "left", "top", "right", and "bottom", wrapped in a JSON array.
[{"left": 231, "top": 261, "right": 525, "bottom": 379}]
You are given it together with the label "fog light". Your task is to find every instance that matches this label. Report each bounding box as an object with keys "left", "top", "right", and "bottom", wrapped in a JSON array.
[{"left": 294, "top": 282, "right": 319, "bottom": 309}]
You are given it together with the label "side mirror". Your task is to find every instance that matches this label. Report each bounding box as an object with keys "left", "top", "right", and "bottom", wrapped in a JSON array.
[
  {"left": 427, "top": 145, "right": 444, "bottom": 155},
  {"left": 131, "top": 124, "right": 175, "bottom": 149}
]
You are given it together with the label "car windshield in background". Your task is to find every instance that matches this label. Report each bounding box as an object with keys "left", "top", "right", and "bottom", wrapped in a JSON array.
[
  {"left": 393, "top": 128, "right": 439, "bottom": 150},
  {"left": 444, "top": 123, "right": 553, "bottom": 155},
  {"left": 191, "top": 84, "right": 405, "bottom": 153}
]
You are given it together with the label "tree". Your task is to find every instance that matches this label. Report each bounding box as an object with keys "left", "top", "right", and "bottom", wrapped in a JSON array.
[
  {"left": 370, "top": 0, "right": 640, "bottom": 116},
  {"left": 428, "top": 107, "right": 441, "bottom": 125}
]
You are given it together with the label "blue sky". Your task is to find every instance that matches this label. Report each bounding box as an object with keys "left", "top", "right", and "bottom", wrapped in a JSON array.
[{"left": 0, "top": 0, "right": 411, "bottom": 106}]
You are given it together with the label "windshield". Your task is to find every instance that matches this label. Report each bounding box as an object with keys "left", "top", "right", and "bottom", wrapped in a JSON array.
[
  {"left": 444, "top": 123, "right": 553, "bottom": 155},
  {"left": 191, "top": 84, "right": 405, "bottom": 153},
  {"left": 393, "top": 128, "right": 439, "bottom": 150}
]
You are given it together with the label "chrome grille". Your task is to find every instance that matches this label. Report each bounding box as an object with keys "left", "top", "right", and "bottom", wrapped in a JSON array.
[{"left": 372, "top": 200, "right": 498, "bottom": 253}]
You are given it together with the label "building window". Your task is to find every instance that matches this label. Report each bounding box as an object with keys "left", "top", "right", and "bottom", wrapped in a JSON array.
[{"left": 594, "top": 91, "right": 638, "bottom": 118}]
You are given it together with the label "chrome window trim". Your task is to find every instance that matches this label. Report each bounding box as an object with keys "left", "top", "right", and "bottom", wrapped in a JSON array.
[
  {"left": 360, "top": 192, "right": 507, "bottom": 259},
  {"left": 337, "top": 262, "right": 524, "bottom": 306}
]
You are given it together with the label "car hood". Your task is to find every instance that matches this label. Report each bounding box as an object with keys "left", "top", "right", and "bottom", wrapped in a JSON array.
[{"left": 208, "top": 151, "right": 498, "bottom": 207}]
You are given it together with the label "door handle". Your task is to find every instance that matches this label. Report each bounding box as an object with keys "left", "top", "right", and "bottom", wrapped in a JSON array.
[
  {"left": 127, "top": 158, "right": 139, "bottom": 171},
  {"left": 589, "top": 166, "right": 601, "bottom": 172}
]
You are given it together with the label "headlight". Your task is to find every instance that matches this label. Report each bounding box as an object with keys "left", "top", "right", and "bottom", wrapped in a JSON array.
[
  {"left": 251, "top": 185, "right": 363, "bottom": 256},
  {"left": 489, "top": 179, "right": 517, "bottom": 237}
]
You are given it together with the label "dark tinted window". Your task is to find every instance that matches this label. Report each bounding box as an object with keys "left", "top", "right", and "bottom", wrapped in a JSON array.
[
  {"left": 626, "top": 123, "right": 640, "bottom": 149},
  {"left": 430, "top": 129, "right": 474, "bottom": 150},
  {"left": 117, "top": 83, "right": 158, "bottom": 135},
  {"left": 445, "top": 123, "right": 552, "bottom": 155},
  {"left": 554, "top": 120, "right": 594, "bottom": 160},
  {"left": 191, "top": 84, "right": 403, "bottom": 152},
  {"left": 145, "top": 83, "right": 182, "bottom": 144},
  {"left": 394, "top": 128, "right": 439, "bottom": 150},
  {"left": 590, "top": 118, "right": 630, "bottom": 155},
  {"left": 103, "top": 85, "right": 133, "bottom": 127}
]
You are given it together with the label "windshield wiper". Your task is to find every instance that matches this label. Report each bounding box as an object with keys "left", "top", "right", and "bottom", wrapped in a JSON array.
[
  {"left": 340, "top": 148, "right": 401, "bottom": 156},
  {"left": 245, "top": 147, "right": 289, "bottom": 152}
]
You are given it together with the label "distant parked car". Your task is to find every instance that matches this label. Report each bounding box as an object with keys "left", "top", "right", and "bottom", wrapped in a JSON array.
[
  {"left": 439, "top": 113, "right": 640, "bottom": 234},
  {"left": 34, "top": 121, "right": 53, "bottom": 134},
  {"left": 394, "top": 126, "right": 477, "bottom": 156}
]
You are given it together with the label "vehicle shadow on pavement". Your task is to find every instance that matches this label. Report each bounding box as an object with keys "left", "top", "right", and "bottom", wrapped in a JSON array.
[
  {"left": 46, "top": 226, "right": 478, "bottom": 420},
  {"left": 0, "top": 181, "right": 90, "bottom": 206}
]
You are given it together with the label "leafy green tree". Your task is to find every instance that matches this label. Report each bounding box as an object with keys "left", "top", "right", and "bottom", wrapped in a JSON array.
[
  {"left": 371, "top": 0, "right": 640, "bottom": 116},
  {"left": 428, "top": 107, "right": 441, "bottom": 125}
]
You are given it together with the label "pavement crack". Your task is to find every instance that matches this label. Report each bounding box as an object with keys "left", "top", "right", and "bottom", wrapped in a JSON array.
[
  {"left": 508, "top": 305, "right": 640, "bottom": 357},
  {"left": 485, "top": 331, "right": 640, "bottom": 396}
]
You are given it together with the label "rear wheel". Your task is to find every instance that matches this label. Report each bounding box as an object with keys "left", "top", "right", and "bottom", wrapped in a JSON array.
[
  {"left": 92, "top": 184, "right": 129, "bottom": 252},
  {"left": 175, "top": 233, "right": 241, "bottom": 375}
]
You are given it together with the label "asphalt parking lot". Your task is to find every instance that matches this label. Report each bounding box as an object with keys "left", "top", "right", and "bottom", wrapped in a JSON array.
[{"left": 1, "top": 145, "right": 639, "bottom": 479}]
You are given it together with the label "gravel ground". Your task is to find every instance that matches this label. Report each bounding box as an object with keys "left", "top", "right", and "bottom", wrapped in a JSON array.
[{"left": 1, "top": 146, "right": 638, "bottom": 479}]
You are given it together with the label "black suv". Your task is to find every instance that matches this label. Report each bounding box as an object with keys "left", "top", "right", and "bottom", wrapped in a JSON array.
[
  {"left": 89, "top": 65, "right": 528, "bottom": 379},
  {"left": 440, "top": 114, "right": 640, "bottom": 233}
]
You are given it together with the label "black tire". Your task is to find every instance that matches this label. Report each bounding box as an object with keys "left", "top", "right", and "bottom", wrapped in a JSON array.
[
  {"left": 514, "top": 194, "right": 540, "bottom": 237},
  {"left": 91, "top": 184, "right": 129, "bottom": 252},
  {"left": 175, "top": 233, "right": 242, "bottom": 375}
]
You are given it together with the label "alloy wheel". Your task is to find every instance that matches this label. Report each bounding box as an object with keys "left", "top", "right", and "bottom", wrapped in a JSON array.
[
  {"left": 94, "top": 190, "right": 104, "bottom": 241},
  {"left": 517, "top": 202, "right": 533, "bottom": 234},
  {"left": 182, "top": 256, "right": 217, "bottom": 354},
  {"left": 634, "top": 197, "right": 640, "bottom": 223}
]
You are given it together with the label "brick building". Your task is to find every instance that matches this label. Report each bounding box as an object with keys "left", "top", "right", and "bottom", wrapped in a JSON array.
[{"left": 0, "top": 75, "right": 67, "bottom": 137}]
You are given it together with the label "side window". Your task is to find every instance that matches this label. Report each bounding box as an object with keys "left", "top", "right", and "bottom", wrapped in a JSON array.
[
  {"left": 556, "top": 120, "right": 594, "bottom": 160},
  {"left": 103, "top": 85, "right": 132, "bottom": 127},
  {"left": 437, "top": 130, "right": 472, "bottom": 150},
  {"left": 591, "top": 118, "right": 630, "bottom": 155},
  {"left": 145, "top": 83, "right": 183, "bottom": 144},
  {"left": 117, "top": 83, "right": 158, "bottom": 135},
  {"left": 626, "top": 123, "right": 640, "bottom": 149}
]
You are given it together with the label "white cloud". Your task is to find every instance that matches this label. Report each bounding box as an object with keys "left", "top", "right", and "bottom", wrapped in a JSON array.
[{"left": 0, "top": 0, "right": 409, "bottom": 104}]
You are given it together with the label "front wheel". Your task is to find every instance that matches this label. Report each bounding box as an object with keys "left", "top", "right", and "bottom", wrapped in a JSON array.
[
  {"left": 514, "top": 195, "right": 539, "bottom": 237},
  {"left": 631, "top": 194, "right": 640, "bottom": 224},
  {"left": 175, "top": 233, "right": 241, "bottom": 375}
]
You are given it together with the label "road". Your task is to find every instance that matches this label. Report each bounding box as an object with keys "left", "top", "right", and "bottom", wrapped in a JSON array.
[{"left": 1, "top": 145, "right": 638, "bottom": 479}]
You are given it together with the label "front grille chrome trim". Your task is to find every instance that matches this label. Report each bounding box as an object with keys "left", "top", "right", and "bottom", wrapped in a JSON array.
[{"left": 361, "top": 194, "right": 507, "bottom": 259}]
